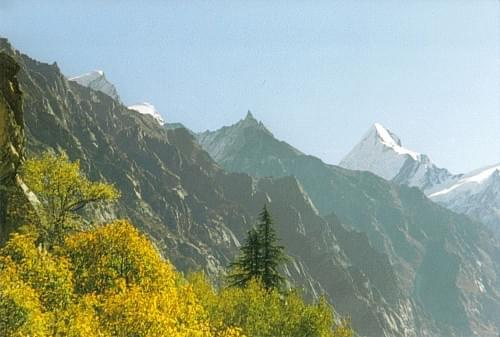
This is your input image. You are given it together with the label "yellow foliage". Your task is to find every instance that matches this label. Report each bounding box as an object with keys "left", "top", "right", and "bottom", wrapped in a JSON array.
[
  {"left": 21, "top": 152, "right": 120, "bottom": 247},
  {"left": 189, "top": 273, "right": 352, "bottom": 337},
  {"left": 63, "top": 220, "right": 175, "bottom": 294},
  {"left": 98, "top": 284, "right": 212, "bottom": 337},
  {"left": 0, "top": 257, "right": 48, "bottom": 337},
  {"left": 0, "top": 219, "right": 353, "bottom": 337},
  {"left": 1, "top": 232, "right": 73, "bottom": 311},
  {"left": 48, "top": 297, "right": 110, "bottom": 337}
]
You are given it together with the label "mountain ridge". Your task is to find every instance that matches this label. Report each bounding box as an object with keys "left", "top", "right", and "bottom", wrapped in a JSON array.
[
  {"left": 429, "top": 163, "right": 500, "bottom": 235},
  {"left": 340, "top": 122, "right": 500, "bottom": 236},
  {"left": 0, "top": 38, "right": 414, "bottom": 337},
  {"left": 197, "top": 112, "right": 500, "bottom": 337}
]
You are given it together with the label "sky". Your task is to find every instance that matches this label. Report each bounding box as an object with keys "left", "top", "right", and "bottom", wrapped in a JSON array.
[{"left": 0, "top": 0, "right": 498, "bottom": 173}]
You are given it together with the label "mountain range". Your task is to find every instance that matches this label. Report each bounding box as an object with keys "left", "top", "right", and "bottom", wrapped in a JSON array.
[
  {"left": 339, "top": 123, "right": 500, "bottom": 236},
  {"left": 2, "top": 37, "right": 500, "bottom": 337},
  {"left": 1, "top": 38, "right": 409, "bottom": 337},
  {"left": 197, "top": 112, "right": 500, "bottom": 337}
]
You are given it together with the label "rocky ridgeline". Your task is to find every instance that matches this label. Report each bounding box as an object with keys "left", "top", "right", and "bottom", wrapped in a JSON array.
[
  {"left": 0, "top": 38, "right": 410, "bottom": 337},
  {"left": 197, "top": 113, "right": 500, "bottom": 337}
]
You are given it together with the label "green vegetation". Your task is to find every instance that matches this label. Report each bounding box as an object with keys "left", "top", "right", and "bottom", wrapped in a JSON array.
[
  {"left": 0, "top": 153, "right": 353, "bottom": 337},
  {"left": 228, "top": 205, "right": 287, "bottom": 290}
]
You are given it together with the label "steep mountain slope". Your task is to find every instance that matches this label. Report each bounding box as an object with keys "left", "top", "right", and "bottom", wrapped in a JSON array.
[
  {"left": 68, "top": 70, "right": 121, "bottom": 102},
  {"left": 0, "top": 38, "right": 417, "bottom": 337},
  {"left": 430, "top": 164, "right": 500, "bottom": 234},
  {"left": 197, "top": 113, "right": 500, "bottom": 337},
  {"left": 339, "top": 123, "right": 459, "bottom": 193}
]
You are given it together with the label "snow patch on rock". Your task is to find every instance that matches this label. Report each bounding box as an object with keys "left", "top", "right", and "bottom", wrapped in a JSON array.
[
  {"left": 69, "top": 70, "right": 121, "bottom": 102},
  {"left": 128, "top": 102, "right": 165, "bottom": 126}
]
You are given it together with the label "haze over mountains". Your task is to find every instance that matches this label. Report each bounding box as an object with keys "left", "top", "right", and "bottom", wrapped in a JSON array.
[{"left": 3, "top": 36, "right": 500, "bottom": 337}]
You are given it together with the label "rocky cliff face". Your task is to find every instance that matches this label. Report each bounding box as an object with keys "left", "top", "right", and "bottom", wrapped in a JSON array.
[
  {"left": 197, "top": 114, "right": 500, "bottom": 337},
  {"left": 0, "top": 52, "right": 24, "bottom": 240},
  {"left": 0, "top": 39, "right": 420, "bottom": 337}
]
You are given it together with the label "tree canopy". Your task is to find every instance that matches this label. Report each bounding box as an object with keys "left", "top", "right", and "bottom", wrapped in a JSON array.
[{"left": 20, "top": 152, "right": 119, "bottom": 248}]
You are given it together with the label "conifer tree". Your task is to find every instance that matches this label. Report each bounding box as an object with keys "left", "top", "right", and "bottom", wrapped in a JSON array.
[
  {"left": 256, "top": 204, "right": 287, "bottom": 290},
  {"left": 227, "top": 205, "right": 287, "bottom": 290},
  {"left": 227, "top": 227, "right": 261, "bottom": 288}
]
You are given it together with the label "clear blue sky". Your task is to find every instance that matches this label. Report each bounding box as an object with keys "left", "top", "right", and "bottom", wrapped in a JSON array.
[{"left": 1, "top": 0, "right": 498, "bottom": 173}]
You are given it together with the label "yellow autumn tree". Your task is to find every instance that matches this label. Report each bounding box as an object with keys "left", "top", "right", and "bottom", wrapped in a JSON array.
[
  {"left": 21, "top": 152, "right": 119, "bottom": 248},
  {"left": 189, "top": 273, "right": 353, "bottom": 337},
  {"left": 0, "top": 257, "right": 48, "bottom": 337},
  {"left": 0, "top": 234, "right": 108, "bottom": 337},
  {"left": 63, "top": 220, "right": 173, "bottom": 294},
  {"left": 64, "top": 220, "right": 222, "bottom": 337}
]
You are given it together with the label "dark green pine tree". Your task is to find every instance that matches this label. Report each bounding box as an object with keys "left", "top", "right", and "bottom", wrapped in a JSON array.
[
  {"left": 227, "top": 204, "right": 288, "bottom": 290},
  {"left": 257, "top": 204, "right": 287, "bottom": 290},
  {"left": 227, "top": 227, "right": 262, "bottom": 287}
]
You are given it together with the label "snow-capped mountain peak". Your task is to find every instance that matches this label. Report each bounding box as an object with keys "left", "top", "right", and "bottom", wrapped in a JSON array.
[
  {"left": 341, "top": 122, "right": 500, "bottom": 234},
  {"left": 429, "top": 163, "right": 500, "bottom": 235},
  {"left": 340, "top": 123, "right": 421, "bottom": 180},
  {"left": 373, "top": 123, "right": 420, "bottom": 160},
  {"left": 430, "top": 164, "right": 500, "bottom": 198},
  {"left": 340, "top": 123, "right": 457, "bottom": 193},
  {"left": 68, "top": 70, "right": 121, "bottom": 102},
  {"left": 70, "top": 70, "right": 104, "bottom": 83},
  {"left": 128, "top": 102, "right": 165, "bottom": 126}
]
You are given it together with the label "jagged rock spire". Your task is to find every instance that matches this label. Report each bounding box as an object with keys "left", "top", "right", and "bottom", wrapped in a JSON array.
[{"left": 245, "top": 110, "right": 255, "bottom": 120}]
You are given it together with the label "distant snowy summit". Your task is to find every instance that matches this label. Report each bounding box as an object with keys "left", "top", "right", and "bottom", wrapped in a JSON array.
[
  {"left": 340, "top": 123, "right": 500, "bottom": 234},
  {"left": 128, "top": 102, "right": 165, "bottom": 126},
  {"left": 68, "top": 70, "right": 121, "bottom": 102},
  {"left": 339, "top": 123, "right": 458, "bottom": 193},
  {"left": 429, "top": 163, "right": 500, "bottom": 234}
]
